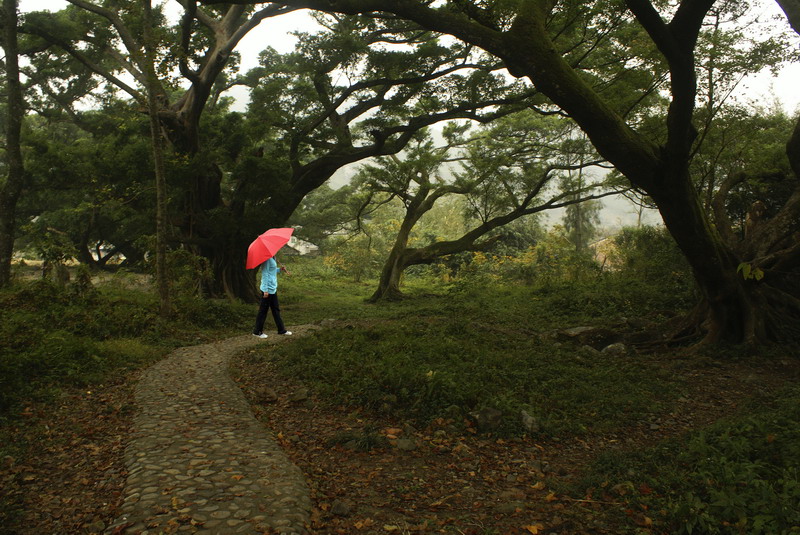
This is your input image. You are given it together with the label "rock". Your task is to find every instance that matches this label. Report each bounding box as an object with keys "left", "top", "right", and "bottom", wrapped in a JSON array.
[
  {"left": 288, "top": 388, "right": 309, "bottom": 402},
  {"left": 256, "top": 387, "right": 278, "bottom": 403},
  {"left": 601, "top": 343, "right": 627, "bottom": 356},
  {"left": 497, "top": 488, "right": 526, "bottom": 501},
  {"left": 451, "top": 443, "right": 473, "bottom": 458},
  {"left": 495, "top": 501, "right": 526, "bottom": 514},
  {"left": 330, "top": 500, "right": 352, "bottom": 517},
  {"left": 442, "top": 405, "right": 463, "bottom": 420},
  {"left": 558, "top": 326, "right": 618, "bottom": 348},
  {"left": 394, "top": 438, "right": 418, "bottom": 451},
  {"left": 560, "top": 326, "right": 595, "bottom": 337},
  {"left": 580, "top": 344, "right": 600, "bottom": 356},
  {"left": 86, "top": 519, "right": 106, "bottom": 533},
  {"left": 469, "top": 407, "right": 503, "bottom": 432},
  {"left": 530, "top": 460, "right": 550, "bottom": 474},
  {"left": 520, "top": 410, "right": 540, "bottom": 433}
]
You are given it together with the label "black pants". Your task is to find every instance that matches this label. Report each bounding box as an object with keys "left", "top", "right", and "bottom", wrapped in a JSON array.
[{"left": 253, "top": 293, "right": 287, "bottom": 334}]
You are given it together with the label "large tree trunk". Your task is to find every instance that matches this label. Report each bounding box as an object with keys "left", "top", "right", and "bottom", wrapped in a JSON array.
[
  {"left": 202, "top": 0, "right": 800, "bottom": 343},
  {"left": 651, "top": 174, "right": 752, "bottom": 343},
  {"left": 208, "top": 229, "right": 259, "bottom": 302},
  {"left": 0, "top": 0, "right": 24, "bottom": 288}
]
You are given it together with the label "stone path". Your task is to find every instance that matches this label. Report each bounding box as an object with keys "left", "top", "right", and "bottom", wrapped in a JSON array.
[{"left": 107, "top": 327, "right": 319, "bottom": 535}]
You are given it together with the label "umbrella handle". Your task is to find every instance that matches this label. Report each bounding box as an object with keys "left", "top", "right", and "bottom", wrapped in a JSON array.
[{"left": 277, "top": 260, "right": 291, "bottom": 276}]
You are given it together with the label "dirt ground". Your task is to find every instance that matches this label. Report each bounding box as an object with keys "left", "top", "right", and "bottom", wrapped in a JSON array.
[
  {"left": 230, "top": 347, "right": 799, "bottom": 534},
  {"left": 2, "top": 339, "right": 798, "bottom": 535}
]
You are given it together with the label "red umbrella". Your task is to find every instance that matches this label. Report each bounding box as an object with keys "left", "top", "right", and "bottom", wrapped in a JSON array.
[{"left": 246, "top": 227, "right": 294, "bottom": 269}]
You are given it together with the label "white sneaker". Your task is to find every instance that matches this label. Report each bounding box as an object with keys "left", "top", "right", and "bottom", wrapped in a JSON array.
[
  {"left": 279, "top": 331, "right": 293, "bottom": 335},
  {"left": 253, "top": 333, "right": 268, "bottom": 339}
]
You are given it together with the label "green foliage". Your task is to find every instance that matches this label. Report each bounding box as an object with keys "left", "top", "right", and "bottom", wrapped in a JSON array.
[
  {"left": 611, "top": 225, "right": 696, "bottom": 307},
  {"left": 0, "top": 276, "right": 251, "bottom": 417},
  {"left": 580, "top": 386, "right": 800, "bottom": 535},
  {"left": 260, "top": 274, "right": 682, "bottom": 436}
]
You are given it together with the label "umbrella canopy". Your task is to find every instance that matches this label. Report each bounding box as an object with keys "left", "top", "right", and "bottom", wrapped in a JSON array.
[{"left": 245, "top": 228, "right": 294, "bottom": 269}]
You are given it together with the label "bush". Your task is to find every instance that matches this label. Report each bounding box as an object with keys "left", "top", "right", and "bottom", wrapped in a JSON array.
[
  {"left": 666, "top": 391, "right": 800, "bottom": 534},
  {"left": 0, "top": 276, "right": 251, "bottom": 417},
  {"left": 580, "top": 386, "right": 800, "bottom": 535},
  {"left": 612, "top": 226, "right": 693, "bottom": 285}
]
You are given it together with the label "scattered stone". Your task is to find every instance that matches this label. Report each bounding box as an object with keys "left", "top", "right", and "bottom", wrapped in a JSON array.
[
  {"left": 601, "top": 343, "right": 627, "bottom": 356},
  {"left": 560, "top": 326, "right": 595, "bottom": 338},
  {"left": 495, "top": 501, "right": 526, "bottom": 514},
  {"left": 394, "top": 438, "right": 418, "bottom": 451},
  {"left": 288, "top": 388, "right": 309, "bottom": 402},
  {"left": 402, "top": 423, "right": 418, "bottom": 435},
  {"left": 330, "top": 499, "right": 352, "bottom": 517},
  {"left": 579, "top": 345, "right": 599, "bottom": 356},
  {"left": 469, "top": 407, "right": 503, "bottom": 432},
  {"left": 497, "top": 488, "right": 526, "bottom": 501},
  {"left": 530, "top": 460, "right": 550, "bottom": 474},
  {"left": 86, "top": 519, "right": 106, "bottom": 533},
  {"left": 442, "top": 405, "right": 462, "bottom": 420},
  {"left": 256, "top": 387, "right": 279, "bottom": 403},
  {"left": 520, "top": 410, "right": 539, "bottom": 433},
  {"left": 559, "top": 326, "right": 618, "bottom": 348}
]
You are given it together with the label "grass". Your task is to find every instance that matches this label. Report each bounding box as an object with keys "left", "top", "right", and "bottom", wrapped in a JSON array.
[
  {"left": 3, "top": 255, "right": 798, "bottom": 534},
  {"left": 0, "top": 274, "right": 253, "bottom": 419},
  {"left": 575, "top": 385, "right": 800, "bottom": 534},
  {"left": 252, "top": 261, "right": 688, "bottom": 436}
]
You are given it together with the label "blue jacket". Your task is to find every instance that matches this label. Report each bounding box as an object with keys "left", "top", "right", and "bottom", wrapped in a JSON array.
[{"left": 259, "top": 257, "right": 279, "bottom": 294}]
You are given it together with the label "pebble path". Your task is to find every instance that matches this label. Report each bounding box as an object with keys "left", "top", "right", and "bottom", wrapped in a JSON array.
[{"left": 107, "top": 327, "right": 319, "bottom": 534}]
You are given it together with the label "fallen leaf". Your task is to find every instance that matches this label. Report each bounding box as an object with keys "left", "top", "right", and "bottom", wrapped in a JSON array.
[
  {"left": 525, "top": 524, "right": 544, "bottom": 534},
  {"left": 531, "top": 481, "right": 546, "bottom": 490}
]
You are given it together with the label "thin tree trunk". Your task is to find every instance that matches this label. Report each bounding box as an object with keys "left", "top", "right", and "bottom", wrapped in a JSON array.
[
  {"left": 0, "top": 0, "right": 25, "bottom": 287},
  {"left": 370, "top": 222, "right": 414, "bottom": 302},
  {"left": 142, "top": 0, "right": 170, "bottom": 317}
]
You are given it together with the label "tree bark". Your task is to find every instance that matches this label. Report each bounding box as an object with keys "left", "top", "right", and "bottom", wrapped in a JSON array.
[
  {"left": 370, "top": 214, "right": 418, "bottom": 302},
  {"left": 143, "top": 0, "right": 171, "bottom": 317},
  {"left": 228, "top": 0, "right": 800, "bottom": 344},
  {"left": 0, "top": 0, "right": 25, "bottom": 288}
]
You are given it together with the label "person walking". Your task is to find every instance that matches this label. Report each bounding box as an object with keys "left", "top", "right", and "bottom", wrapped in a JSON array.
[{"left": 252, "top": 256, "right": 292, "bottom": 338}]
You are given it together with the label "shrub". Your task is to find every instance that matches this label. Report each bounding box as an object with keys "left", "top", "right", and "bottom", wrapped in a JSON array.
[{"left": 665, "top": 392, "right": 800, "bottom": 534}]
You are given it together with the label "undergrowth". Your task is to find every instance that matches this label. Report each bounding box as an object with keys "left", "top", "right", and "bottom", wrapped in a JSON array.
[
  {"left": 577, "top": 385, "right": 800, "bottom": 534},
  {"left": 0, "top": 277, "right": 252, "bottom": 419}
]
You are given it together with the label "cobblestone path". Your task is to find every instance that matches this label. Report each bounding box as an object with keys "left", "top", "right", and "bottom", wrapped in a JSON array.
[{"left": 107, "top": 328, "right": 318, "bottom": 534}]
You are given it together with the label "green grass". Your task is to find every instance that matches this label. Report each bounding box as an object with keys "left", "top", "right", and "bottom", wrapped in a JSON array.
[
  {"left": 0, "top": 276, "right": 253, "bottom": 418},
  {"left": 251, "top": 264, "right": 688, "bottom": 436},
  {"left": 5, "top": 256, "right": 798, "bottom": 534},
  {"left": 575, "top": 385, "right": 800, "bottom": 534}
]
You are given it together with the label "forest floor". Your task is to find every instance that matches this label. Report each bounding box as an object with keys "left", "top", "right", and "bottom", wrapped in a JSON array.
[{"left": 2, "top": 332, "right": 798, "bottom": 535}]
